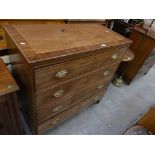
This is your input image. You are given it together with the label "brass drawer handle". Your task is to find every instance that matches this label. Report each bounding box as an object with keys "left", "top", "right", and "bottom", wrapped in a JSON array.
[
  {"left": 55, "top": 69, "right": 69, "bottom": 78},
  {"left": 103, "top": 70, "right": 110, "bottom": 76},
  {"left": 53, "top": 90, "right": 64, "bottom": 98},
  {"left": 97, "top": 85, "right": 104, "bottom": 90},
  {"left": 52, "top": 118, "right": 60, "bottom": 124},
  {"left": 112, "top": 53, "right": 118, "bottom": 59},
  {"left": 52, "top": 105, "right": 63, "bottom": 112}
]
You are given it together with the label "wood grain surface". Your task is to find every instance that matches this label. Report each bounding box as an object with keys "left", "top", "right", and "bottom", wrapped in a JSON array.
[
  {"left": 137, "top": 106, "right": 155, "bottom": 134},
  {"left": 35, "top": 48, "right": 125, "bottom": 91},
  {"left": 123, "top": 28, "right": 155, "bottom": 84},
  {"left": 0, "top": 58, "right": 19, "bottom": 95},
  {"left": 4, "top": 24, "right": 131, "bottom": 134},
  {"left": 4, "top": 24, "right": 131, "bottom": 65},
  {"left": 35, "top": 63, "right": 119, "bottom": 110},
  {"left": 0, "top": 20, "right": 64, "bottom": 49},
  {"left": 0, "top": 58, "right": 22, "bottom": 134}
]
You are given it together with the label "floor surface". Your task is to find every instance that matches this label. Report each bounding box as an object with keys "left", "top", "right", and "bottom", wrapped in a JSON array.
[{"left": 45, "top": 64, "right": 155, "bottom": 135}]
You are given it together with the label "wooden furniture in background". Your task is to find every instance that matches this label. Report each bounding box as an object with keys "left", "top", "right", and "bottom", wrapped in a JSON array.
[
  {"left": 122, "top": 26, "right": 155, "bottom": 84},
  {"left": 0, "top": 20, "right": 64, "bottom": 50},
  {"left": 107, "top": 20, "right": 133, "bottom": 38},
  {"left": 136, "top": 106, "right": 155, "bottom": 134},
  {"left": 0, "top": 58, "right": 22, "bottom": 134},
  {"left": 4, "top": 24, "right": 131, "bottom": 134},
  {"left": 112, "top": 49, "right": 134, "bottom": 87}
]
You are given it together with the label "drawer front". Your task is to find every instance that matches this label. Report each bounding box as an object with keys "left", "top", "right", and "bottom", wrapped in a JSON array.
[
  {"left": 79, "top": 89, "right": 106, "bottom": 109},
  {"left": 35, "top": 48, "right": 126, "bottom": 91},
  {"left": 37, "top": 90, "right": 106, "bottom": 134},
  {"left": 36, "top": 82, "right": 107, "bottom": 124},
  {"left": 38, "top": 104, "right": 79, "bottom": 134},
  {"left": 35, "top": 63, "right": 118, "bottom": 110}
]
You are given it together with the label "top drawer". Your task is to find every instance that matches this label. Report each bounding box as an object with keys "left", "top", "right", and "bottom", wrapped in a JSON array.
[{"left": 35, "top": 48, "right": 126, "bottom": 91}]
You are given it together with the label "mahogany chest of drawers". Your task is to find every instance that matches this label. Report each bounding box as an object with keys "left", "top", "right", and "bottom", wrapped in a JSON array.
[
  {"left": 4, "top": 24, "right": 131, "bottom": 134},
  {"left": 0, "top": 58, "right": 22, "bottom": 134}
]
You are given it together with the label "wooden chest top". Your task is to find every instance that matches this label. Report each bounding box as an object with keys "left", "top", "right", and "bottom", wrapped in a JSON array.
[{"left": 4, "top": 24, "right": 131, "bottom": 65}]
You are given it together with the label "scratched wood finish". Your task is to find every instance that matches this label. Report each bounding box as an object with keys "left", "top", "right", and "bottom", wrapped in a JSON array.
[
  {"left": 38, "top": 90, "right": 106, "bottom": 134},
  {"left": 4, "top": 24, "right": 131, "bottom": 134}
]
